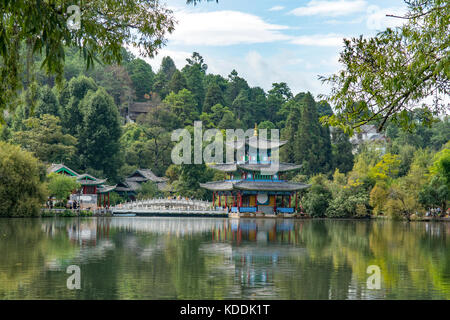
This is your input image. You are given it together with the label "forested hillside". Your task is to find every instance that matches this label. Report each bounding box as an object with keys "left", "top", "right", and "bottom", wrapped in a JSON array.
[{"left": 0, "top": 47, "right": 448, "bottom": 218}]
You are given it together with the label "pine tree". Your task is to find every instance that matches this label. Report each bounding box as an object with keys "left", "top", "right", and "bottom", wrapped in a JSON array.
[
  {"left": 78, "top": 88, "right": 122, "bottom": 179},
  {"left": 331, "top": 128, "right": 355, "bottom": 173},
  {"left": 168, "top": 70, "right": 187, "bottom": 94},
  {"left": 294, "top": 93, "right": 332, "bottom": 175},
  {"left": 160, "top": 56, "right": 177, "bottom": 80},
  {"left": 203, "top": 83, "right": 225, "bottom": 113}
]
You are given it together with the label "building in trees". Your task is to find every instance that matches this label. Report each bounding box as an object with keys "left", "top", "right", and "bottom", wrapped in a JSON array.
[
  {"left": 200, "top": 127, "right": 310, "bottom": 216},
  {"left": 349, "top": 124, "right": 387, "bottom": 153},
  {"left": 47, "top": 164, "right": 116, "bottom": 209},
  {"left": 115, "top": 169, "right": 169, "bottom": 200}
]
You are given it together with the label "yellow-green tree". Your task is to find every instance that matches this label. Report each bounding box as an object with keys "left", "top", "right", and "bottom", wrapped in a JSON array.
[{"left": 0, "top": 142, "right": 47, "bottom": 216}]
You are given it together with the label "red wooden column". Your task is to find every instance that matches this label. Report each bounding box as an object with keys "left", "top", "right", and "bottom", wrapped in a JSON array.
[
  {"left": 212, "top": 192, "right": 215, "bottom": 208},
  {"left": 108, "top": 193, "right": 110, "bottom": 208},
  {"left": 103, "top": 193, "right": 106, "bottom": 208},
  {"left": 224, "top": 193, "right": 227, "bottom": 209},
  {"left": 238, "top": 192, "right": 241, "bottom": 210},
  {"left": 218, "top": 193, "right": 221, "bottom": 207}
]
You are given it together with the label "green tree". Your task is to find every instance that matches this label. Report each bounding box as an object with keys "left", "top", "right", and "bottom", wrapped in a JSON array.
[
  {"left": 331, "top": 128, "right": 354, "bottom": 174},
  {"left": 0, "top": 0, "right": 175, "bottom": 120},
  {"left": 47, "top": 172, "right": 80, "bottom": 201},
  {"left": 12, "top": 115, "right": 77, "bottom": 164},
  {"left": 163, "top": 89, "right": 199, "bottom": 126},
  {"left": 60, "top": 75, "right": 98, "bottom": 136},
  {"left": 225, "top": 70, "right": 249, "bottom": 107},
  {"left": 302, "top": 183, "right": 332, "bottom": 217},
  {"left": 78, "top": 88, "right": 122, "bottom": 179},
  {"left": 267, "top": 82, "right": 292, "bottom": 124},
  {"left": 127, "top": 58, "right": 154, "bottom": 101},
  {"left": 168, "top": 70, "right": 187, "bottom": 94},
  {"left": 160, "top": 56, "right": 177, "bottom": 81},
  {"left": 320, "top": 0, "right": 449, "bottom": 133},
  {"left": 35, "top": 85, "right": 60, "bottom": 118},
  {"left": 183, "top": 52, "right": 207, "bottom": 111},
  {"left": 231, "top": 90, "right": 251, "bottom": 126},
  {"left": 137, "top": 181, "right": 163, "bottom": 200},
  {"left": 203, "top": 83, "right": 225, "bottom": 113},
  {"left": 294, "top": 93, "right": 333, "bottom": 175},
  {"left": 0, "top": 141, "right": 47, "bottom": 216}
]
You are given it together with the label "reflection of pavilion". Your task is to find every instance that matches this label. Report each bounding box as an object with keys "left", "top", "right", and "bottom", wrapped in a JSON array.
[
  {"left": 204, "top": 219, "right": 307, "bottom": 294},
  {"left": 212, "top": 219, "right": 302, "bottom": 245}
]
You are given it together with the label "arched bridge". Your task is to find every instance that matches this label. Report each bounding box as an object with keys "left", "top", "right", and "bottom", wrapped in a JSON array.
[{"left": 111, "top": 198, "right": 227, "bottom": 217}]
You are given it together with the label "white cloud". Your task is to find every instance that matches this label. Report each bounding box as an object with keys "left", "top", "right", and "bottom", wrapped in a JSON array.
[
  {"left": 290, "top": 34, "right": 345, "bottom": 47},
  {"left": 290, "top": 0, "right": 367, "bottom": 17},
  {"left": 269, "top": 5, "right": 285, "bottom": 11},
  {"left": 168, "top": 10, "right": 290, "bottom": 46},
  {"left": 366, "top": 5, "right": 407, "bottom": 31}
]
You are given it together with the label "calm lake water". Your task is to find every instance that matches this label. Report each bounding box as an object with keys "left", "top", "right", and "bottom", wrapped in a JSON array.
[{"left": 0, "top": 217, "right": 449, "bottom": 300}]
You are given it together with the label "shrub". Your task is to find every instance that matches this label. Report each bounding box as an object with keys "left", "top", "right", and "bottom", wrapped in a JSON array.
[
  {"left": 302, "top": 184, "right": 332, "bottom": 217},
  {"left": 326, "top": 189, "right": 369, "bottom": 218}
]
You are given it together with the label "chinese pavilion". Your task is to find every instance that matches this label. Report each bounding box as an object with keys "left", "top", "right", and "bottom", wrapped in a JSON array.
[
  {"left": 47, "top": 164, "right": 116, "bottom": 209},
  {"left": 115, "top": 169, "right": 169, "bottom": 200},
  {"left": 200, "top": 127, "right": 310, "bottom": 216}
]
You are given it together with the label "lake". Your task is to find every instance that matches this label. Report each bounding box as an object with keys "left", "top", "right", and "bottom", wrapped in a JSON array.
[{"left": 0, "top": 217, "right": 449, "bottom": 299}]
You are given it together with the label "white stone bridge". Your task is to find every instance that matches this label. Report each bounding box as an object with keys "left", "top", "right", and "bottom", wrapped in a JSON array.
[{"left": 111, "top": 198, "right": 227, "bottom": 216}]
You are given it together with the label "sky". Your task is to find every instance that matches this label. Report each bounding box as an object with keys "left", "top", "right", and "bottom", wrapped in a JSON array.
[{"left": 137, "top": 0, "right": 409, "bottom": 98}]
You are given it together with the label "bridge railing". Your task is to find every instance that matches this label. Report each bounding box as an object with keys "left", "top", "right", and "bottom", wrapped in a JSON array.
[{"left": 112, "top": 198, "right": 219, "bottom": 211}]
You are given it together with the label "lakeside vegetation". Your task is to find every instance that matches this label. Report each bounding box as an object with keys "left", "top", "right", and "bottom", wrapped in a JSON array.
[{"left": 0, "top": 0, "right": 448, "bottom": 218}]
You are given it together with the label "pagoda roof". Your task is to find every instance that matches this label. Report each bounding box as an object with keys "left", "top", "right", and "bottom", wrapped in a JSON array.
[
  {"left": 207, "top": 162, "right": 302, "bottom": 172},
  {"left": 200, "top": 180, "right": 310, "bottom": 192},
  {"left": 48, "top": 164, "right": 108, "bottom": 186},
  {"left": 238, "top": 163, "right": 302, "bottom": 172},
  {"left": 234, "top": 180, "right": 310, "bottom": 191},
  {"left": 129, "top": 169, "right": 168, "bottom": 183},
  {"left": 208, "top": 163, "right": 238, "bottom": 172},
  {"left": 97, "top": 185, "right": 117, "bottom": 193},
  {"left": 76, "top": 173, "right": 107, "bottom": 185},
  {"left": 200, "top": 180, "right": 234, "bottom": 191},
  {"left": 224, "top": 137, "right": 287, "bottom": 150},
  {"left": 47, "top": 163, "right": 79, "bottom": 177}
]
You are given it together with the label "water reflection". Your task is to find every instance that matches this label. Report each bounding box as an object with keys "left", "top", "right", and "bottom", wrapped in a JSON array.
[{"left": 0, "top": 217, "right": 448, "bottom": 299}]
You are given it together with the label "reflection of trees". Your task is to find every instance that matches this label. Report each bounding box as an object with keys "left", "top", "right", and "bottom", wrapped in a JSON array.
[
  {"left": 0, "top": 218, "right": 448, "bottom": 299},
  {"left": 0, "top": 219, "right": 78, "bottom": 299}
]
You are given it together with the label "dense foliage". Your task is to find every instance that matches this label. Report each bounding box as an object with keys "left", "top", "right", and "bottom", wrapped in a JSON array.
[
  {"left": 320, "top": 0, "right": 449, "bottom": 133},
  {"left": 0, "top": 142, "right": 47, "bottom": 216},
  {"left": 0, "top": 0, "right": 448, "bottom": 217}
]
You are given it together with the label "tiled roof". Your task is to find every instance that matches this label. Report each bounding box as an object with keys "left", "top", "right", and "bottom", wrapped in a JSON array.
[
  {"left": 238, "top": 163, "right": 302, "bottom": 172},
  {"left": 200, "top": 180, "right": 310, "bottom": 192},
  {"left": 47, "top": 163, "right": 79, "bottom": 176},
  {"left": 207, "top": 162, "right": 302, "bottom": 173}
]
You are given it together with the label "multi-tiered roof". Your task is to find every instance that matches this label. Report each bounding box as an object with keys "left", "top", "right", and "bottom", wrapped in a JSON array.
[{"left": 200, "top": 128, "right": 310, "bottom": 215}]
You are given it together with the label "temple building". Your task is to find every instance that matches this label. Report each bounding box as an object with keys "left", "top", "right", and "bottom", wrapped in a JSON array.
[
  {"left": 115, "top": 169, "right": 169, "bottom": 200},
  {"left": 200, "top": 127, "right": 310, "bottom": 216},
  {"left": 47, "top": 164, "right": 116, "bottom": 210}
]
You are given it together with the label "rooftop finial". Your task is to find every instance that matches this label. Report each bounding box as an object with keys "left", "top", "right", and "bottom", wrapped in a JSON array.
[{"left": 254, "top": 123, "right": 258, "bottom": 136}]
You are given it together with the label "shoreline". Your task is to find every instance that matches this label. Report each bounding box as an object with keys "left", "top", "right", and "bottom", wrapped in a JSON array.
[{"left": 1, "top": 211, "right": 449, "bottom": 222}]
